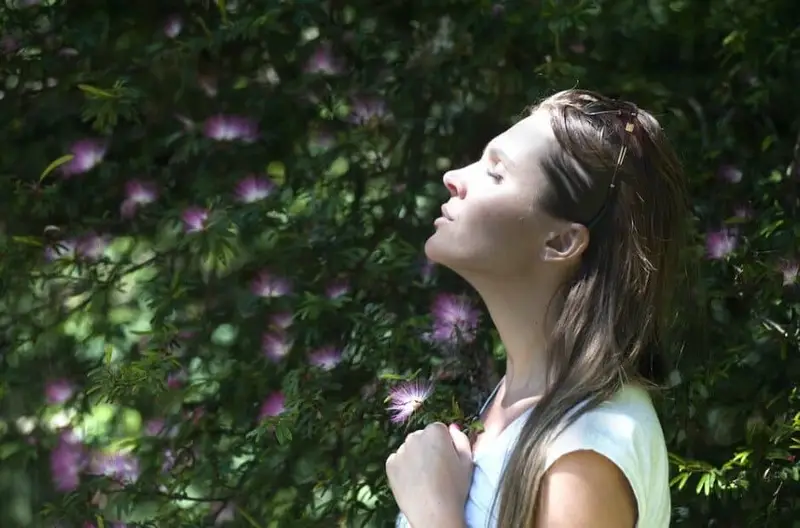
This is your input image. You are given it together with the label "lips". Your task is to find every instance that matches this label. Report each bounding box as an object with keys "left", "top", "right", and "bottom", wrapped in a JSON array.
[{"left": 440, "top": 205, "right": 453, "bottom": 221}]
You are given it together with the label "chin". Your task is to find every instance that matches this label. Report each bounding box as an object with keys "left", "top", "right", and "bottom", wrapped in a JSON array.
[{"left": 424, "top": 235, "right": 469, "bottom": 273}]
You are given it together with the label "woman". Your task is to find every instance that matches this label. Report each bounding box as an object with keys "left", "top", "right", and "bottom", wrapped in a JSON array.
[{"left": 387, "top": 89, "right": 687, "bottom": 527}]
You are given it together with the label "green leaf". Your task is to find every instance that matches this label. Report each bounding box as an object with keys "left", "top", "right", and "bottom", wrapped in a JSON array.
[
  {"left": 236, "top": 506, "right": 265, "bottom": 528},
  {"left": 78, "top": 84, "right": 117, "bottom": 98},
  {"left": 275, "top": 423, "right": 293, "bottom": 445},
  {"left": 39, "top": 154, "right": 75, "bottom": 182}
]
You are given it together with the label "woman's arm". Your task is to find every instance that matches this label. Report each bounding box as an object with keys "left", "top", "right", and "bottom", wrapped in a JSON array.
[{"left": 535, "top": 450, "right": 637, "bottom": 527}]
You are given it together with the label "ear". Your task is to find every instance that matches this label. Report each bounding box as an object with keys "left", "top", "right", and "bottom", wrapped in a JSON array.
[{"left": 541, "top": 223, "right": 590, "bottom": 264}]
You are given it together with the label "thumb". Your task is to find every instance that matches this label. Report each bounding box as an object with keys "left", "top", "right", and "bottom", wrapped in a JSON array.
[{"left": 448, "top": 424, "right": 472, "bottom": 460}]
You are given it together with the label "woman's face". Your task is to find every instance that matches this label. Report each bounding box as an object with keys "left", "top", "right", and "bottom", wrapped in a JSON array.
[{"left": 425, "top": 109, "right": 566, "bottom": 279}]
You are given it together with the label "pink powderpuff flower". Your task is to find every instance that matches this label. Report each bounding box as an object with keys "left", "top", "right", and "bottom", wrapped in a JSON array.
[
  {"left": 121, "top": 179, "right": 158, "bottom": 218},
  {"left": 45, "top": 235, "right": 107, "bottom": 261},
  {"left": 87, "top": 451, "right": 140, "bottom": 485},
  {"left": 262, "top": 332, "right": 292, "bottom": 361},
  {"left": 166, "top": 370, "right": 186, "bottom": 389},
  {"left": 308, "top": 346, "right": 342, "bottom": 370},
  {"left": 270, "top": 312, "right": 293, "bottom": 329},
  {"left": 45, "top": 379, "right": 74, "bottom": 404},
  {"left": 303, "top": 42, "right": 344, "bottom": 75},
  {"left": 259, "top": 391, "right": 286, "bottom": 420},
  {"left": 203, "top": 114, "right": 258, "bottom": 143},
  {"left": 61, "top": 139, "right": 107, "bottom": 177},
  {"left": 717, "top": 164, "right": 742, "bottom": 184},
  {"left": 349, "top": 97, "right": 389, "bottom": 126},
  {"left": 325, "top": 278, "right": 350, "bottom": 299},
  {"left": 45, "top": 239, "right": 77, "bottom": 261},
  {"left": 779, "top": 259, "right": 798, "bottom": 286},
  {"left": 164, "top": 15, "right": 183, "bottom": 38},
  {"left": 50, "top": 430, "right": 86, "bottom": 492},
  {"left": 387, "top": 380, "right": 433, "bottom": 424},
  {"left": 251, "top": 270, "right": 291, "bottom": 298},
  {"left": 182, "top": 207, "right": 209, "bottom": 233},
  {"left": 76, "top": 233, "right": 108, "bottom": 260},
  {"left": 429, "top": 293, "right": 480, "bottom": 345},
  {"left": 706, "top": 228, "right": 738, "bottom": 260},
  {"left": 234, "top": 175, "right": 275, "bottom": 203}
]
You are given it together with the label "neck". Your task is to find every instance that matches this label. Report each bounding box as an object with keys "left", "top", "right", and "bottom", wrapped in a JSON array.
[{"left": 468, "top": 273, "right": 562, "bottom": 406}]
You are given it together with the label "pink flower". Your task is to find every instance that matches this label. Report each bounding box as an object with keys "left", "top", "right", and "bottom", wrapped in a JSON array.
[
  {"left": 308, "top": 346, "right": 342, "bottom": 370},
  {"left": 349, "top": 97, "right": 389, "bottom": 126},
  {"left": 706, "top": 229, "right": 738, "bottom": 260},
  {"left": 203, "top": 115, "right": 258, "bottom": 143},
  {"left": 50, "top": 431, "right": 85, "bottom": 492},
  {"left": 61, "top": 139, "right": 107, "bottom": 176},
  {"left": 144, "top": 418, "right": 165, "bottom": 436},
  {"left": 304, "top": 42, "right": 344, "bottom": 75},
  {"left": 87, "top": 450, "right": 140, "bottom": 485},
  {"left": 251, "top": 270, "right": 291, "bottom": 297},
  {"left": 121, "top": 179, "right": 158, "bottom": 218},
  {"left": 45, "top": 239, "right": 77, "bottom": 261},
  {"left": 429, "top": 293, "right": 480, "bottom": 344},
  {"left": 76, "top": 233, "right": 108, "bottom": 260},
  {"left": 182, "top": 207, "right": 209, "bottom": 232},
  {"left": 234, "top": 175, "right": 275, "bottom": 203},
  {"left": 387, "top": 380, "right": 433, "bottom": 424},
  {"left": 259, "top": 392, "right": 286, "bottom": 420},
  {"left": 779, "top": 259, "right": 798, "bottom": 286},
  {"left": 45, "top": 235, "right": 107, "bottom": 261},
  {"left": 262, "top": 332, "right": 292, "bottom": 361},
  {"left": 717, "top": 164, "right": 742, "bottom": 184},
  {"left": 166, "top": 370, "right": 186, "bottom": 389},
  {"left": 325, "top": 278, "right": 350, "bottom": 299},
  {"left": 270, "top": 312, "right": 293, "bottom": 329},
  {"left": 164, "top": 15, "right": 183, "bottom": 38},
  {"left": 45, "top": 379, "right": 74, "bottom": 404}
]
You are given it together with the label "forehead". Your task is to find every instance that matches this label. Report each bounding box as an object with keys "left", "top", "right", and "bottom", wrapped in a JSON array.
[{"left": 489, "top": 110, "right": 556, "bottom": 172}]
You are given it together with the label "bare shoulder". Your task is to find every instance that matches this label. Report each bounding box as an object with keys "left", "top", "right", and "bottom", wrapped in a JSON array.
[{"left": 535, "top": 449, "right": 637, "bottom": 528}]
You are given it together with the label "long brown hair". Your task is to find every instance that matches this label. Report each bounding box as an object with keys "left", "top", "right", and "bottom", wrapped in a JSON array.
[{"left": 494, "top": 89, "right": 689, "bottom": 526}]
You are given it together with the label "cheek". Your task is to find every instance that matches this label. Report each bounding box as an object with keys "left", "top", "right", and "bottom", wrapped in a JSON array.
[{"left": 467, "top": 203, "right": 539, "bottom": 261}]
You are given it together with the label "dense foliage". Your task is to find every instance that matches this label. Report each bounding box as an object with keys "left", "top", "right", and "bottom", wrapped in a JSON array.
[{"left": 1, "top": 0, "right": 799, "bottom": 526}]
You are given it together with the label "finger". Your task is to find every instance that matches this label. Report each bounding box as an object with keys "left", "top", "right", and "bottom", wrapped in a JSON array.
[
  {"left": 385, "top": 452, "right": 396, "bottom": 477},
  {"left": 448, "top": 423, "right": 473, "bottom": 459},
  {"left": 424, "top": 422, "right": 449, "bottom": 438}
]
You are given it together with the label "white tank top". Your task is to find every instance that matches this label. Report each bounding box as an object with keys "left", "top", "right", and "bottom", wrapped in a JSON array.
[{"left": 396, "top": 383, "right": 671, "bottom": 528}]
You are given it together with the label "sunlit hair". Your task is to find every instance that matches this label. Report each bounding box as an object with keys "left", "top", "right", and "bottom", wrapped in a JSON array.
[{"left": 493, "top": 89, "right": 689, "bottom": 526}]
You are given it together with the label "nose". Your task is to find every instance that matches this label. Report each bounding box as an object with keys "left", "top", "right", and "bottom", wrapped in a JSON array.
[{"left": 443, "top": 171, "right": 464, "bottom": 198}]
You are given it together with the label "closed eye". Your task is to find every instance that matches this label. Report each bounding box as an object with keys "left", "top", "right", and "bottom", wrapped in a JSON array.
[{"left": 486, "top": 169, "right": 503, "bottom": 182}]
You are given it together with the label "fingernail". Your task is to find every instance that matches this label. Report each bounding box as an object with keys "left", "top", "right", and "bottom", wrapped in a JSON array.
[{"left": 450, "top": 423, "right": 461, "bottom": 432}]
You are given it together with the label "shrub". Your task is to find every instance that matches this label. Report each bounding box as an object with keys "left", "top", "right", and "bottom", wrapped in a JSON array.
[{"left": 0, "top": 0, "right": 798, "bottom": 526}]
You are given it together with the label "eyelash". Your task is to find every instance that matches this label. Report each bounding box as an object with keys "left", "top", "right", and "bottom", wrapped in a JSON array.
[{"left": 486, "top": 169, "right": 503, "bottom": 182}]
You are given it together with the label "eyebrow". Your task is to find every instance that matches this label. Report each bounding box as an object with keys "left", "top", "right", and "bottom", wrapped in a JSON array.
[{"left": 482, "top": 143, "right": 517, "bottom": 171}]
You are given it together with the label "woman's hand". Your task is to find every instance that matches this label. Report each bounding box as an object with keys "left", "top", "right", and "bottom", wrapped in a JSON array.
[{"left": 386, "top": 422, "right": 473, "bottom": 528}]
